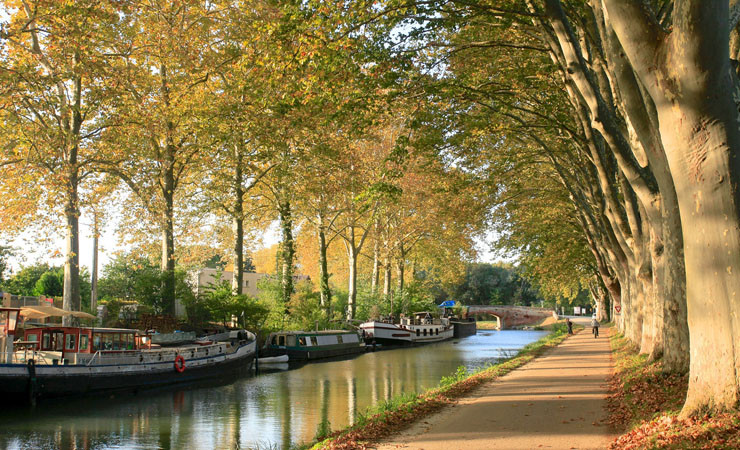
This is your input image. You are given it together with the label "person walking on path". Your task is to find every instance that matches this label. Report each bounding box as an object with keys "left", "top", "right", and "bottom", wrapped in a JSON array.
[
  {"left": 373, "top": 324, "right": 614, "bottom": 450},
  {"left": 591, "top": 317, "right": 600, "bottom": 338},
  {"left": 566, "top": 317, "right": 573, "bottom": 335}
]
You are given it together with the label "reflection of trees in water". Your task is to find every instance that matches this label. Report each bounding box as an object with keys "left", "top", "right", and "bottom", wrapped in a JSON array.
[
  {"left": 320, "top": 377, "right": 329, "bottom": 431},
  {"left": 231, "top": 394, "right": 242, "bottom": 449},
  {"left": 2, "top": 334, "right": 543, "bottom": 450},
  {"left": 278, "top": 373, "right": 292, "bottom": 450},
  {"left": 0, "top": 381, "right": 254, "bottom": 450},
  {"left": 347, "top": 373, "right": 356, "bottom": 426}
]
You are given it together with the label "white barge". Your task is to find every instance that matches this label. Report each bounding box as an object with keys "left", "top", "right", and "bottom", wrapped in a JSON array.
[{"left": 360, "top": 312, "right": 454, "bottom": 346}]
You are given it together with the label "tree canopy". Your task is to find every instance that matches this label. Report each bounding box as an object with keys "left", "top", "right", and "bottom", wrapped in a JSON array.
[{"left": 2, "top": 0, "right": 740, "bottom": 418}]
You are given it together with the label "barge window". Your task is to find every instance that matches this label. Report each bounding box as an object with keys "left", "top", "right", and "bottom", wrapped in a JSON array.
[
  {"left": 416, "top": 329, "right": 420, "bottom": 337},
  {"left": 278, "top": 335, "right": 285, "bottom": 346},
  {"left": 337, "top": 335, "right": 343, "bottom": 344},
  {"left": 127, "top": 334, "right": 134, "bottom": 350},
  {"left": 310, "top": 336, "right": 318, "bottom": 346},
  {"left": 112, "top": 334, "right": 121, "bottom": 350},
  {"left": 298, "top": 337, "right": 306, "bottom": 346},
  {"left": 42, "top": 333, "right": 51, "bottom": 350},
  {"left": 65, "top": 334, "right": 76, "bottom": 351},
  {"left": 104, "top": 334, "right": 113, "bottom": 350},
  {"left": 93, "top": 334, "right": 101, "bottom": 351},
  {"left": 54, "top": 332, "right": 64, "bottom": 351},
  {"left": 80, "top": 335, "right": 89, "bottom": 351},
  {"left": 424, "top": 329, "right": 427, "bottom": 336},
  {"left": 287, "top": 336, "right": 297, "bottom": 347}
]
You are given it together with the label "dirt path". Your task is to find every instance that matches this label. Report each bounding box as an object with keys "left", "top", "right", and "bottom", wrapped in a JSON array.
[{"left": 372, "top": 326, "right": 614, "bottom": 450}]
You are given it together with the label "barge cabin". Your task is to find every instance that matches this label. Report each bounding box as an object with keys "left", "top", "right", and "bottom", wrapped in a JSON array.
[{"left": 263, "top": 330, "right": 365, "bottom": 361}]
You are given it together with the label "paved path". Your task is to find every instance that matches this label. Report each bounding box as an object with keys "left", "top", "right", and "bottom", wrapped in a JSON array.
[{"left": 373, "top": 325, "right": 614, "bottom": 450}]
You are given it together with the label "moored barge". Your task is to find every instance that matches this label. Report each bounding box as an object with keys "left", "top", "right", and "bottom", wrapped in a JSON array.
[
  {"left": 262, "top": 330, "right": 366, "bottom": 361},
  {"left": 0, "top": 307, "right": 256, "bottom": 402},
  {"left": 360, "top": 312, "right": 454, "bottom": 346}
]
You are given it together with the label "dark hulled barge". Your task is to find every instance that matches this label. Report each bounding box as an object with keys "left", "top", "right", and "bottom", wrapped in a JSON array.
[
  {"left": 262, "top": 330, "right": 366, "bottom": 361},
  {"left": 0, "top": 307, "right": 256, "bottom": 402}
]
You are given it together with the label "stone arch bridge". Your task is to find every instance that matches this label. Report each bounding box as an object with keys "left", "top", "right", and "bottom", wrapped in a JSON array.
[{"left": 464, "top": 305, "right": 556, "bottom": 329}]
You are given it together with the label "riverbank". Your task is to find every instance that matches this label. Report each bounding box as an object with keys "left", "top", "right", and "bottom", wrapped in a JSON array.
[
  {"left": 606, "top": 334, "right": 740, "bottom": 450},
  {"left": 306, "top": 323, "right": 572, "bottom": 450}
]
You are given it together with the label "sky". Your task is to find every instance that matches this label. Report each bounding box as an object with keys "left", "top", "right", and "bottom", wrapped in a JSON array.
[
  {"left": 3, "top": 218, "right": 504, "bottom": 278},
  {"left": 3, "top": 218, "right": 283, "bottom": 276}
]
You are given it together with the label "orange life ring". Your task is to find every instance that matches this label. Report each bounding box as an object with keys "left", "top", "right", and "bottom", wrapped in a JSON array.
[{"left": 174, "top": 355, "right": 186, "bottom": 373}]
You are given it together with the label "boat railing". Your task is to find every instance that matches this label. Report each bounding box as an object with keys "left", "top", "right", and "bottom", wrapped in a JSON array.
[
  {"left": 8, "top": 349, "right": 57, "bottom": 365},
  {"left": 86, "top": 351, "right": 101, "bottom": 366}
]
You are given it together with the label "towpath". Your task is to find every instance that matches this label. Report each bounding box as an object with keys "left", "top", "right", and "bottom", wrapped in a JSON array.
[{"left": 373, "top": 322, "right": 614, "bottom": 450}]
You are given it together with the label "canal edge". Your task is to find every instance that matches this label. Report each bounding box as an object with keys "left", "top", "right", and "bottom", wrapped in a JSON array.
[{"left": 306, "top": 323, "right": 573, "bottom": 450}]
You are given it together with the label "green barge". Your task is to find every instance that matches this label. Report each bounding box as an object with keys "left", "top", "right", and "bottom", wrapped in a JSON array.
[{"left": 262, "top": 330, "right": 366, "bottom": 361}]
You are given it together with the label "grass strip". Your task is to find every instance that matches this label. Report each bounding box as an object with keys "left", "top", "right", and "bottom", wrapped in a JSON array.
[
  {"left": 606, "top": 332, "right": 740, "bottom": 450},
  {"left": 305, "top": 323, "right": 571, "bottom": 450}
]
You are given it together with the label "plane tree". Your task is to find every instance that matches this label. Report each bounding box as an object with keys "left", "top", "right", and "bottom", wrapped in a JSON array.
[
  {"left": 0, "top": 0, "right": 125, "bottom": 321},
  {"left": 373, "top": 0, "right": 739, "bottom": 414}
]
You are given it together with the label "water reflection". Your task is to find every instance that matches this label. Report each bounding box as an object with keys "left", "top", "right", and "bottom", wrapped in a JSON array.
[{"left": 0, "top": 330, "right": 546, "bottom": 450}]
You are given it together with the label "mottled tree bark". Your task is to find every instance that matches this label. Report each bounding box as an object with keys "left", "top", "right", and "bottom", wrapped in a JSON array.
[
  {"left": 346, "top": 226, "right": 358, "bottom": 320},
  {"left": 604, "top": 0, "right": 740, "bottom": 413},
  {"left": 62, "top": 168, "right": 81, "bottom": 326},
  {"left": 278, "top": 199, "right": 295, "bottom": 305},
  {"left": 317, "top": 213, "right": 331, "bottom": 314},
  {"left": 90, "top": 215, "right": 99, "bottom": 314},
  {"left": 383, "top": 254, "right": 391, "bottom": 298},
  {"left": 231, "top": 145, "right": 245, "bottom": 295},
  {"left": 371, "top": 231, "right": 380, "bottom": 296},
  {"left": 62, "top": 54, "right": 82, "bottom": 326}
]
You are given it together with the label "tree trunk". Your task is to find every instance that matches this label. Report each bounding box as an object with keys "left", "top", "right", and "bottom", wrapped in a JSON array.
[
  {"left": 660, "top": 197, "right": 690, "bottom": 372},
  {"left": 395, "top": 257, "right": 404, "bottom": 296},
  {"left": 346, "top": 226, "right": 358, "bottom": 321},
  {"left": 159, "top": 63, "right": 176, "bottom": 316},
  {"left": 383, "top": 255, "right": 391, "bottom": 298},
  {"left": 645, "top": 227, "right": 664, "bottom": 361},
  {"left": 279, "top": 199, "right": 295, "bottom": 305},
  {"left": 90, "top": 215, "right": 99, "bottom": 314},
  {"left": 666, "top": 108, "right": 740, "bottom": 414},
  {"left": 371, "top": 234, "right": 379, "bottom": 296},
  {"left": 232, "top": 147, "right": 244, "bottom": 295},
  {"left": 595, "top": 0, "right": 689, "bottom": 371},
  {"left": 62, "top": 169, "right": 80, "bottom": 326},
  {"left": 62, "top": 60, "right": 82, "bottom": 326},
  {"left": 232, "top": 215, "right": 244, "bottom": 295},
  {"left": 160, "top": 163, "right": 176, "bottom": 316},
  {"left": 591, "top": 283, "right": 609, "bottom": 322},
  {"left": 318, "top": 215, "right": 331, "bottom": 314},
  {"left": 604, "top": 0, "right": 740, "bottom": 414},
  {"left": 161, "top": 208, "right": 175, "bottom": 315}
]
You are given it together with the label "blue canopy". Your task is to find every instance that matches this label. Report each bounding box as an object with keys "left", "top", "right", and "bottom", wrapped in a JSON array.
[{"left": 438, "top": 300, "right": 456, "bottom": 308}]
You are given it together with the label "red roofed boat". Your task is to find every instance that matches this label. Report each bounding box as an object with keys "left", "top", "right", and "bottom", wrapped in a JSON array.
[{"left": 0, "top": 307, "right": 256, "bottom": 403}]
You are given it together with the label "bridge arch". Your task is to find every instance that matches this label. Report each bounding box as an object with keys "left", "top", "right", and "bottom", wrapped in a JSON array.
[{"left": 464, "top": 305, "right": 554, "bottom": 329}]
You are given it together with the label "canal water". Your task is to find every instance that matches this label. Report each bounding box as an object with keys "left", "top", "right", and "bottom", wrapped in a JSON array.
[{"left": 0, "top": 329, "right": 547, "bottom": 450}]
